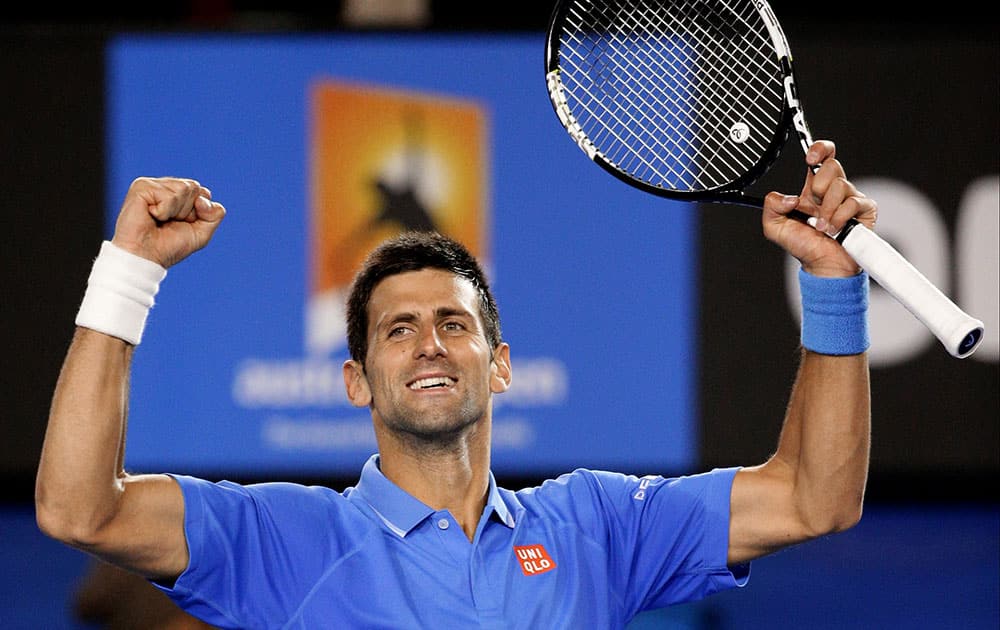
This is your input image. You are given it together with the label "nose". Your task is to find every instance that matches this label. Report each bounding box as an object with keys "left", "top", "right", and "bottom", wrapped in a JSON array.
[{"left": 414, "top": 326, "right": 447, "bottom": 360}]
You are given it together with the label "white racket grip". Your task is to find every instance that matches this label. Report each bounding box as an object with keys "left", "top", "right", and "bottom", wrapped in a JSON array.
[{"left": 839, "top": 223, "right": 984, "bottom": 358}]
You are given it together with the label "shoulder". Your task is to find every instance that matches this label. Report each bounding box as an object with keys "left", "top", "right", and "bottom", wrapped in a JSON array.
[
  {"left": 171, "top": 474, "right": 340, "bottom": 501},
  {"left": 512, "top": 467, "right": 741, "bottom": 517},
  {"left": 169, "top": 475, "right": 359, "bottom": 524}
]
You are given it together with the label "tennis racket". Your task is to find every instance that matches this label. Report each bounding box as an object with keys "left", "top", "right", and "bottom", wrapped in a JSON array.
[{"left": 544, "top": 0, "right": 985, "bottom": 359}]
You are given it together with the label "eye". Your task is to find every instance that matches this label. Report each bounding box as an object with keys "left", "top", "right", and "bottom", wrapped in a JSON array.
[
  {"left": 442, "top": 320, "right": 466, "bottom": 332},
  {"left": 388, "top": 326, "right": 411, "bottom": 338}
]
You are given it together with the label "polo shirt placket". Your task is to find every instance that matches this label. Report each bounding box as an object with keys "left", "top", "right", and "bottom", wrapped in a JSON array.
[{"left": 351, "top": 455, "right": 518, "bottom": 626}]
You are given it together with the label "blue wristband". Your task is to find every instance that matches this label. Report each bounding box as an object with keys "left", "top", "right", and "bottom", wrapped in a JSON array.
[{"left": 799, "top": 268, "right": 870, "bottom": 355}]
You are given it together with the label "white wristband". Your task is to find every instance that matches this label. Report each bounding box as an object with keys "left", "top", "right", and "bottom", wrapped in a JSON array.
[{"left": 75, "top": 241, "right": 168, "bottom": 345}]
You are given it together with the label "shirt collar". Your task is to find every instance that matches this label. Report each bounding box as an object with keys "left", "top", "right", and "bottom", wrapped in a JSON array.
[{"left": 353, "top": 454, "right": 515, "bottom": 538}]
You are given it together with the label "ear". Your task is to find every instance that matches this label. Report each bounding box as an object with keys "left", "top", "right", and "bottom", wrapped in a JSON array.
[
  {"left": 489, "top": 343, "right": 512, "bottom": 394},
  {"left": 343, "top": 359, "right": 372, "bottom": 407}
]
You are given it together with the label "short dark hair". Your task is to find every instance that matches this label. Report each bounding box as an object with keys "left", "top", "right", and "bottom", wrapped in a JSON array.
[{"left": 346, "top": 231, "right": 502, "bottom": 364}]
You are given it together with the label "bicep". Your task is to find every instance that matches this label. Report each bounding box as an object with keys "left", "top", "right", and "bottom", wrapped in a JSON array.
[{"left": 87, "top": 474, "right": 189, "bottom": 582}]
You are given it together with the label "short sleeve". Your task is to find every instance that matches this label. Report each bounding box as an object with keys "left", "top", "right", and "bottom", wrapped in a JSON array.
[
  {"left": 152, "top": 475, "right": 367, "bottom": 629},
  {"left": 545, "top": 467, "right": 750, "bottom": 617}
]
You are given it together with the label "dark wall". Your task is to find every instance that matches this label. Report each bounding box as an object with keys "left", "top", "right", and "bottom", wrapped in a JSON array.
[
  {"left": 2, "top": 26, "right": 105, "bottom": 490},
  {"left": 698, "top": 27, "right": 1000, "bottom": 500}
]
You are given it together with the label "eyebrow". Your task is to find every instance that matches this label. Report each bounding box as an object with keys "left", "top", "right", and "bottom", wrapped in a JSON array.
[
  {"left": 380, "top": 307, "right": 476, "bottom": 329},
  {"left": 434, "top": 306, "right": 475, "bottom": 320}
]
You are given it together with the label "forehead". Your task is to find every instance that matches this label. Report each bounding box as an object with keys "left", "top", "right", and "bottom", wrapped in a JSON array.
[{"left": 368, "top": 268, "right": 480, "bottom": 322}]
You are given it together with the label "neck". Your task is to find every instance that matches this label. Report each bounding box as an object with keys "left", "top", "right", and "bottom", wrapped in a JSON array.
[{"left": 375, "top": 417, "right": 492, "bottom": 541}]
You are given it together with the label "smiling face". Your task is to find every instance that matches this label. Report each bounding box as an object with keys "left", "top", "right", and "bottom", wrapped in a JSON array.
[{"left": 343, "top": 268, "right": 511, "bottom": 443}]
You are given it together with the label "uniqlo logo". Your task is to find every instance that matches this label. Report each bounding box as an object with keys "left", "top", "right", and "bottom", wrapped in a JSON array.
[{"left": 514, "top": 544, "right": 556, "bottom": 576}]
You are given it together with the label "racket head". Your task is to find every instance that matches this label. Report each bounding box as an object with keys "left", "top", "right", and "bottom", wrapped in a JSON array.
[{"left": 544, "top": 0, "right": 797, "bottom": 206}]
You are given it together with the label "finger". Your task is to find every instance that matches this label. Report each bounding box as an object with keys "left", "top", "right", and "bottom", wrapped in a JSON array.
[
  {"left": 802, "top": 141, "right": 840, "bottom": 204},
  {"left": 835, "top": 195, "right": 877, "bottom": 232},
  {"left": 825, "top": 194, "right": 862, "bottom": 234},
  {"left": 145, "top": 178, "right": 204, "bottom": 222},
  {"left": 761, "top": 191, "right": 805, "bottom": 241},
  {"left": 805, "top": 139, "right": 836, "bottom": 170},
  {"left": 190, "top": 200, "right": 227, "bottom": 246},
  {"left": 805, "top": 161, "right": 849, "bottom": 233},
  {"left": 171, "top": 179, "right": 205, "bottom": 222},
  {"left": 194, "top": 195, "right": 226, "bottom": 222},
  {"left": 763, "top": 191, "right": 801, "bottom": 219},
  {"left": 817, "top": 176, "right": 856, "bottom": 232},
  {"left": 182, "top": 185, "right": 218, "bottom": 222},
  {"left": 809, "top": 158, "right": 846, "bottom": 200}
]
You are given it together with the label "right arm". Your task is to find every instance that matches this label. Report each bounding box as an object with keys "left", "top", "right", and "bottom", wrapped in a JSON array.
[{"left": 35, "top": 177, "right": 226, "bottom": 581}]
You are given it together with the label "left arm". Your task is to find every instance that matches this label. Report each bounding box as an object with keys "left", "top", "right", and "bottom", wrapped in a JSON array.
[{"left": 728, "top": 140, "right": 875, "bottom": 565}]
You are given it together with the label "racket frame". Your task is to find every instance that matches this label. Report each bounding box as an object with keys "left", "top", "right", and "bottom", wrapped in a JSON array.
[{"left": 544, "top": 0, "right": 798, "bottom": 207}]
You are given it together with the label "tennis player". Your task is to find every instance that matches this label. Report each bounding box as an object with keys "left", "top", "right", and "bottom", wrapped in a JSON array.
[{"left": 37, "top": 140, "right": 875, "bottom": 628}]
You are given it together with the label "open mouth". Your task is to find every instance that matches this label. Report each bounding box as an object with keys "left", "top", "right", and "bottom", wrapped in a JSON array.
[{"left": 408, "top": 376, "right": 456, "bottom": 390}]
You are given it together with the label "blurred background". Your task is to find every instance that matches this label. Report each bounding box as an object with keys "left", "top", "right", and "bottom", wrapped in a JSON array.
[{"left": 2, "top": 2, "right": 997, "bottom": 628}]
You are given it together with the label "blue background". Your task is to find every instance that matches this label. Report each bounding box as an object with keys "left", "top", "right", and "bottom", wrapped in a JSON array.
[{"left": 107, "top": 34, "right": 697, "bottom": 477}]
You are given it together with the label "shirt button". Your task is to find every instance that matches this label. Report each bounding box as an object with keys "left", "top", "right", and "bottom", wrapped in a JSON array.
[{"left": 437, "top": 518, "right": 450, "bottom": 530}]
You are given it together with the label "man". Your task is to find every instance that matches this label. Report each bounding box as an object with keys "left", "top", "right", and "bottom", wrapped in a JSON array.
[{"left": 37, "top": 139, "right": 874, "bottom": 628}]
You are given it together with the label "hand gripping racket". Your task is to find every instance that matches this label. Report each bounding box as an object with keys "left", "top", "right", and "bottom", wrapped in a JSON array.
[{"left": 544, "top": 0, "right": 985, "bottom": 358}]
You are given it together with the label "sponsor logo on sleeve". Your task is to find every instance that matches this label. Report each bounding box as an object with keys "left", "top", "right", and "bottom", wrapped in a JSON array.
[{"left": 633, "top": 475, "right": 656, "bottom": 501}]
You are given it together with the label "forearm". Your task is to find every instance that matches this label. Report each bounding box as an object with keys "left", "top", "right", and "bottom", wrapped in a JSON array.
[
  {"left": 730, "top": 143, "right": 875, "bottom": 563},
  {"left": 36, "top": 327, "right": 134, "bottom": 543},
  {"left": 774, "top": 349, "right": 870, "bottom": 533}
]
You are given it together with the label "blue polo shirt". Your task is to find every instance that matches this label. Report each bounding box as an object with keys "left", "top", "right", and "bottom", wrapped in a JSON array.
[{"left": 156, "top": 455, "right": 748, "bottom": 629}]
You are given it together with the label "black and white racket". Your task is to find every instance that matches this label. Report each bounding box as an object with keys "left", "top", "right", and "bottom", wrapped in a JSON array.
[{"left": 544, "top": 0, "right": 985, "bottom": 358}]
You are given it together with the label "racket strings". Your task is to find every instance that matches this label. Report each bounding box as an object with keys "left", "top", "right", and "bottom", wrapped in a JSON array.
[
  {"left": 554, "top": 0, "right": 786, "bottom": 192},
  {"left": 558, "top": 8, "right": 716, "bottom": 186},
  {"left": 604, "top": 6, "right": 718, "bottom": 182},
  {"left": 639, "top": 4, "right": 766, "bottom": 184},
  {"left": 568, "top": 7, "right": 705, "bottom": 184},
  {"left": 604, "top": 0, "right": 776, "bottom": 186},
  {"left": 561, "top": 3, "right": 702, "bottom": 183},
  {"left": 666, "top": 1, "right": 782, "bottom": 172},
  {"left": 632, "top": 0, "right": 782, "bottom": 159}
]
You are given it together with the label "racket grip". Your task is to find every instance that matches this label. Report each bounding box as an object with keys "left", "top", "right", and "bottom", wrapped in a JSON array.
[{"left": 837, "top": 222, "right": 984, "bottom": 359}]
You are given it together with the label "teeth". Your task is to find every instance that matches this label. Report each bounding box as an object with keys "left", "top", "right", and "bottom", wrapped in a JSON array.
[{"left": 409, "top": 376, "right": 455, "bottom": 390}]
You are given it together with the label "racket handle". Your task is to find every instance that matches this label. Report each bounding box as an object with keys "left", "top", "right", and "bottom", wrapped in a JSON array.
[{"left": 835, "top": 221, "right": 985, "bottom": 359}]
